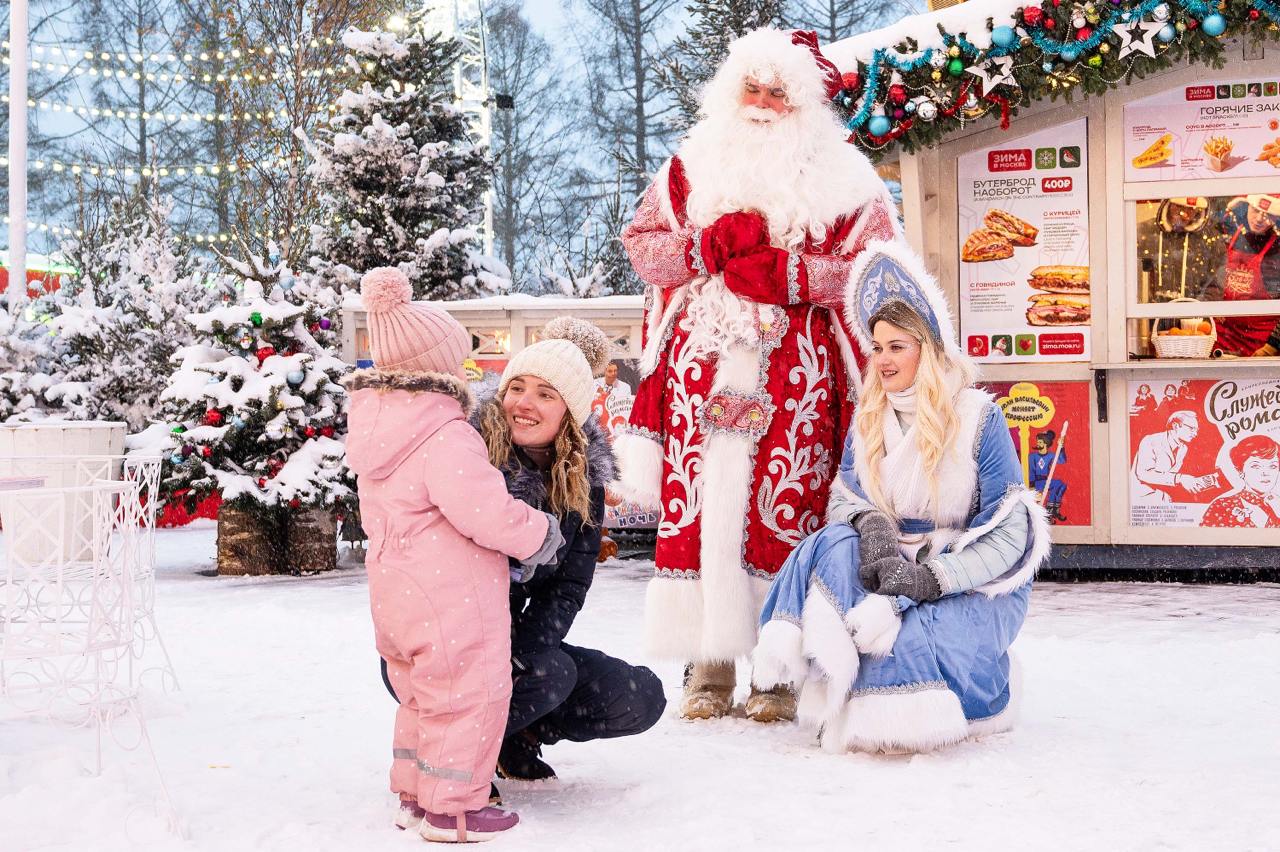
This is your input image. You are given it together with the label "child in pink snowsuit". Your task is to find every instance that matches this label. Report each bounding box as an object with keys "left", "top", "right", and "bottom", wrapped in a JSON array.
[{"left": 344, "top": 267, "right": 564, "bottom": 843}]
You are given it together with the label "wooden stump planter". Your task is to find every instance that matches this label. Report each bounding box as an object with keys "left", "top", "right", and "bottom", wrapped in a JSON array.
[
  {"left": 216, "top": 503, "right": 285, "bottom": 575},
  {"left": 286, "top": 507, "right": 337, "bottom": 574}
]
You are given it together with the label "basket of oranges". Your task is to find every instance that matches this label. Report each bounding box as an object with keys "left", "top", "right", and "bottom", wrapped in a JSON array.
[{"left": 1152, "top": 298, "right": 1216, "bottom": 358}]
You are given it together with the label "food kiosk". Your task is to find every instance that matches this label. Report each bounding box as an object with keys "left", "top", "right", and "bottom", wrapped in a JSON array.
[{"left": 827, "top": 0, "right": 1280, "bottom": 563}]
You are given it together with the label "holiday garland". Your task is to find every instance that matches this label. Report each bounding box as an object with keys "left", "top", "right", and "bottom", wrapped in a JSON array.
[{"left": 832, "top": 0, "right": 1280, "bottom": 155}]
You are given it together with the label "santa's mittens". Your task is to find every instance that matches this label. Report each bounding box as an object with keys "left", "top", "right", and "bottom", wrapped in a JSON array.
[
  {"left": 360, "top": 266, "right": 412, "bottom": 313},
  {"left": 701, "top": 211, "right": 769, "bottom": 274}
]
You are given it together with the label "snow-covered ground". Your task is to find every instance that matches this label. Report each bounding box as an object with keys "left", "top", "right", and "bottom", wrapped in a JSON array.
[{"left": 3, "top": 523, "right": 1277, "bottom": 851}]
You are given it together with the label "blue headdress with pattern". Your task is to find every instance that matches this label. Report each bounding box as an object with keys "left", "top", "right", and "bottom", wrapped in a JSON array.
[{"left": 843, "top": 239, "right": 961, "bottom": 360}]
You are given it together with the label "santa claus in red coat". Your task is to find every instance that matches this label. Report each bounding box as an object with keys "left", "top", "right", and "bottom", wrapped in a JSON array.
[{"left": 614, "top": 27, "right": 901, "bottom": 721}]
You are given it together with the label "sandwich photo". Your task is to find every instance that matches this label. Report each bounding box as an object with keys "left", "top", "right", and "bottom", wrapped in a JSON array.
[
  {"left": 983, "top": 208, "right": 1039, "bottom": 246},
  {"left": 1028, "top": 265, "right": 1089, "bottom": 294},
  {"left": 1026, "top": 293, "right": 1091, "bottom": 326},
  {"left": 961, "top": 227, "right": 1014, "bottom": 262}
]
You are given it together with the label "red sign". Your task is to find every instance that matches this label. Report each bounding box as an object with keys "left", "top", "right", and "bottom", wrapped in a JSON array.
[
  {"left": 1038, "top": 333, "right": 1086, "bottom": 355},
  {"left": 1185, "top": 85, "right": 1216, "bottom": 101},
  {"left": 987, "top": 149, "right": 1032, "bottom": 172},
  {"left": 1041, "top": 176, "right": 1073, "bottom": 193}
]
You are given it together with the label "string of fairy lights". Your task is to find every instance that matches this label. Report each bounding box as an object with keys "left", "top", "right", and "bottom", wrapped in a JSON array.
[{"left": 4, "top": 31, "right": 358, "bottom": 247}]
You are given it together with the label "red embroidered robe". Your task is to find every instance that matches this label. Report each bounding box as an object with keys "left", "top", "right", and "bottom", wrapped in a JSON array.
[{"left": 614, "top": 155, "right": 899, "bottom": 662}]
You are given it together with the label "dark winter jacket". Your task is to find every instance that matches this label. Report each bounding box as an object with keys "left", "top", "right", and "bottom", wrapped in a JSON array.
[{"left": 472, "top": 398, "right": 617, "bottom": 660}]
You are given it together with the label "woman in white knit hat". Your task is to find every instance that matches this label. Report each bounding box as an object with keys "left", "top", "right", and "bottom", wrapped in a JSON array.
[{"left": 473, "top": 317, "right": 667, "bottom": 787}]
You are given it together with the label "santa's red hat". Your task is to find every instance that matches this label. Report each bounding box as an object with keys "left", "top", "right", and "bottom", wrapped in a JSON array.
[{"left": 703, "top": 27, "right": 844, "bottom": 113}]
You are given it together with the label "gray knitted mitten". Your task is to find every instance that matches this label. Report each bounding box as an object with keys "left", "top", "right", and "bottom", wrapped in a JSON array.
[
  {"left": 869, "top": 556, "right": 943, "bottom": 603},
  {"left": 854, "top": 511, "right": 899, "bottom": 589}
]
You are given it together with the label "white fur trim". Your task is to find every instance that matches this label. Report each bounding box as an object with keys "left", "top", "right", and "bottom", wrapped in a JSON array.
[
  {"left": 639, "top": 286, "right": 687, "bottom": 379},
  {"left": 801, "top": 589, "right": 861, "bottom": 722},
  {"left": 967, "top": 652, "right": 1022, "bottom": 738},
  {"left": 644, "top": 575, "right": 705, "bottom": 659},
  {"left": 844, "top": 594, "right": 900, "bottom": 658},
  {"left": 795, "top": 675, "right": 829, "bottom": 729},
  {"left": 652, "top": 158, "right": 681, "bottom": 232},
  {"left": 715, "top": 29, "right": 830, "bottom": 115},
  {"left": 645, "top": 574, "right": 772, "bottom": 662},
  {"left": 829, "top": 316, "right": 862, "bottom": 387},
  {"left": 752, "top": 619, "right": 804, "bottom": 691},
  {"left": 960, "top": 488, "right": 1051, "bottom": 598},
  {"left": 843, "top": 238, "right": 962, "bottom": 362},
  {"left": 612, "top": 431, "right": 663, "bottom": 508},
  {"left": 832, "top": 686, "right": 970, "bottom": 753}
]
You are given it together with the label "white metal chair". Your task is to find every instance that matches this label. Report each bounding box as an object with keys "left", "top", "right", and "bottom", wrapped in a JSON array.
[{"left": 0, "top": 454, "right": 176, "bottom": 692}]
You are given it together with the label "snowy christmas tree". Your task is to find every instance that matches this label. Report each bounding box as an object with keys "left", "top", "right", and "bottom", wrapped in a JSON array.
[
  {"left": 42, "top": 199, "right": 225, "bottom": 431},
  {"left": 0, "top": 289, "right": 66, "bottom": 422},
  {"left": 303, "top": 24, "right": 509, "bottom": 301},
  {"left": 657, "top": 0, "right": 786, "bottom": 131},
  {"left": 144, "top": 275, "right": 353, "bottom": 574}
]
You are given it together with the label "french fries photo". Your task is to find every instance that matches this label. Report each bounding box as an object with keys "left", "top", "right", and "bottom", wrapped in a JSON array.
[{"left": 1203, "top": 135, "right": 1234, "bottom": 171}]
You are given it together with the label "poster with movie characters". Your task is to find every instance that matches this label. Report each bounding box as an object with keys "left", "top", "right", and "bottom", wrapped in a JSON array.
[
  {"left": 957, "top": 118, "right": 1091, "bottom": 364},
  {"left": 1123, "top": 77, "right": 1280, "bottom": 183},
  {"left": 1128, "top": 376, "right": 1280, "bottom": 528},
  {"left": 980, "top": 380, "right": 1092, "bottom": 527},
  {"left": 596, "top": 387, "right": 661, "bottom": 531}
]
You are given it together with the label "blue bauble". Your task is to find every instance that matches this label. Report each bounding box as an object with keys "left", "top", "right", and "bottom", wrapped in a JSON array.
[
  {"left": 904, "top": 99, "right": 917, "bottom": 114},
  {"left": 230, "top": 416, "right": 246, "bottom": 429},
  {"left": 1201, "top": 13, "right": 1226, "bottom": 36},
  {"left": 1060, "top": 46, "right": 1080, "bottom": 62},
  {"left": 1157, "top": 23, "right": 1177, "bottom": 43},
  {"left": 867, "top": 114, "right": 891, "bottom": 136},
  {"left": 206, "top": 374, "right": 220, "bottom": 384},
  {"left": 991, "top": 25, "right": 1016, "bottom": 48},
  {"left": 169, "top": 453, "right": 184, "bottom": 465},
  {"left": 278, "top": 273, "right": 295, "bottom": 291},
  {"left": 1043, "top": 60, "right": 1056, "bottom": 72},
  {"left": 286, "top": 370, "right": 306, "bottom": 386}
]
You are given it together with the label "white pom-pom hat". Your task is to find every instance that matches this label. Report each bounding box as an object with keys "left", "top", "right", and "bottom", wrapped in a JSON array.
[
  {"left": 499, "top": 316, "right": 612, "bottom": 426},
  {"left": 360, "top": 266, "right": 470, "bottom": 374}
]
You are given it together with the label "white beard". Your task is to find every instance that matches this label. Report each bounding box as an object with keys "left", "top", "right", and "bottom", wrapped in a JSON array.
[
  {"left": 682, "top": 277, "right": 760, "bottom": 359},
  {"left": 678, "top": 102, "right": 883, "bottom": 250}
]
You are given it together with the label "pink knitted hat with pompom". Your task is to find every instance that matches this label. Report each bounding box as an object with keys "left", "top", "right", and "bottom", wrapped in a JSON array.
[{"left": 360, "top": 267, "right": 471, "bottom": 374}]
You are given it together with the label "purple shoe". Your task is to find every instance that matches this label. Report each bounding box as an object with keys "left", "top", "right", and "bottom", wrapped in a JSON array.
[
  {"left": 394, "top": 798, "right": 426, "bottom": 830},
  {"left": 419, "top": 806, "right": 520, "bottom": 843}
]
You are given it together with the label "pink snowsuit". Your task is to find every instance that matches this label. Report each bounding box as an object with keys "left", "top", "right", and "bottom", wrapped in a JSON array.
[{"left": 344, "top": 371, "right": 551, "bottom": 815}]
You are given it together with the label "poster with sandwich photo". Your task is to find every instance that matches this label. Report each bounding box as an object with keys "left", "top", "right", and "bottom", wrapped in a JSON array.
[{"left": 957, "top": 118, "right": 1090, "bottom": 364}]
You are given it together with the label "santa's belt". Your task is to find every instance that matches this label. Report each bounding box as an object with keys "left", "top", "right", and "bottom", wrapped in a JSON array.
[{"left": 697, "top": 392, "right": 775, "bottom": 439}]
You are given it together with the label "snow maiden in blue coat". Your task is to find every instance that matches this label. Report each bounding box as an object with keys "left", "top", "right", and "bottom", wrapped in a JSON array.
[{"left": 752, "top": 241, "right": 1051, "bottom": 754}]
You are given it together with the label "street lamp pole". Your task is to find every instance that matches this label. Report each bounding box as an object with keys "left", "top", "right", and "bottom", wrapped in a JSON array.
[{"left": 7, "top": 0, "right": 29, "bottom": 312}]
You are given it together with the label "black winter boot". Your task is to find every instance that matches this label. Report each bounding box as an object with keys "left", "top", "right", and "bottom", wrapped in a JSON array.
[
  {"left": 1046, "top": 501, "right": 1067, "bottom": 524},
  {"left": 496, "top": 730, "right": 557, "bottom": 783}
]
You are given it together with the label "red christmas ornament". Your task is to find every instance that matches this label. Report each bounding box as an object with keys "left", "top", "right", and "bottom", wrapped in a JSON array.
[
  {"left": 1249, "top": 8, "right": 1260, "bottom": 18},
  {"left": 309, "top": 322, "right": 320, "bottom": 333},
  {"left": 1187, "top": 17, "right": 1197, "bottom": 28},
  {"left": 320, "top": 425, "right": 335, "bottom": 438},
  {"left": 201, "top": 446, "right": 212, "bottom": 458},
  {"left": 203, "top": 409, "right": 224, "bottom": 427},
  {"left": 1052, "top": 0, "right": 1060, "bottom": 6},
  {"left": 289, "top": 498, "right": 301, "bottom": 509},
  {"left": 1076, "top": 26, "right": 1092, "bottom": 40},
  {"left": 257, "top": 477, "right": 267, "bottom": 488},
  {"left": 304, "top": 426, "right": 317, "bottom": 438},
  {"left": 255, "top": 345, "right": 276, "bottom": 365},
  {"left": 840, "top": 71, "right": 861, "bottom": 91},
  {"left": 1022, "top": 6, "right": 1043, "bottom": 26},
  {"left": 888, "top": 83, "right": 907, "bottom": 105},
  {"left": 1045, "top": 17, "right": 1056, "bottom": 28}
]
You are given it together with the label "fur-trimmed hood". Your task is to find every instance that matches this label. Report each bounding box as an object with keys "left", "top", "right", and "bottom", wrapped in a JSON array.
[
  {"left": 341, "top": 368, "right": 473, "bottom": 413},
  {"left": 470, "top": 396, "right": 617, "bottom": 518},
  {"left": 343, "top": 368, "right": 475, "bottom": 481}
]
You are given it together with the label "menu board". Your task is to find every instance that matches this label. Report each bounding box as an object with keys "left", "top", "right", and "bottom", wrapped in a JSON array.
[
  {"left": 1124, "top": 76, "right": 1280, "bottom": 183},
  {"left": 958, "top": 118, "right": 1090, "bottom": 364},
  {"left": 1128, "top": 376, "right": 1280, "bottom": 528}
]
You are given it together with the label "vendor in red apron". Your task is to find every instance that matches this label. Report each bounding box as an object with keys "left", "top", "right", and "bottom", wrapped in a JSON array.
[{"left": 1217, "top": 193, "right": 1280, "bottom": 357}]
